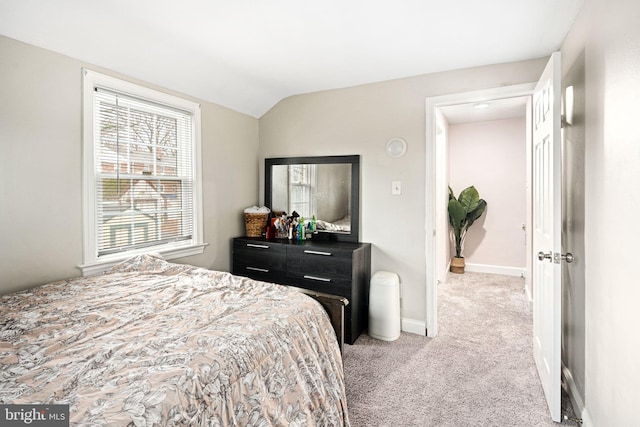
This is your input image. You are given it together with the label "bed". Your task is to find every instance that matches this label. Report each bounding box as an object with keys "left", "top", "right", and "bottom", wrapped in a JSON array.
[
  {"left": 0, "top": 254, "right": 350, "bottom": 426},
  {"left": 315, "top": 215, "right": 351, "bottom": 233}
]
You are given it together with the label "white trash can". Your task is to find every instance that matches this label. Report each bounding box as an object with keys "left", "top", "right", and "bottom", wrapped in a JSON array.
[{"left": 368, "top": 271, "right": 400, "bottom": 341}]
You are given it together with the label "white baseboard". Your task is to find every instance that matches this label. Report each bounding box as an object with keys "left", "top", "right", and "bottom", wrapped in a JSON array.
[
  {"left": 465, "top": 263, "right": 526, "bottom": 277},
  {"left": 562, "top": 363, "right": 592, "bottom": 426},
  {"left": 401, "top": 317, "right": 426, "bottom": 336}
]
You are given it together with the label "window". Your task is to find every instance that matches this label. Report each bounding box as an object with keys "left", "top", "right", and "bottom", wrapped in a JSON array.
[
  {"left": 288, "top": 164, "right": 316, "bottom": 218},
  {"left": 81, "top": 70, "right": 205, "bottom": 275}
]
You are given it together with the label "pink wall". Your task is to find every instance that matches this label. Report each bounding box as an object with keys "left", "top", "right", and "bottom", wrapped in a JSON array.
[{"left": 448, "top": 117, "right": 527, "bottom": 269}]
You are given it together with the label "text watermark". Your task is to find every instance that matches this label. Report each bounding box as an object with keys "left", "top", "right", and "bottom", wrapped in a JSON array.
[{"left": 1, "top": 405, "right": 69, "bottom": 426}]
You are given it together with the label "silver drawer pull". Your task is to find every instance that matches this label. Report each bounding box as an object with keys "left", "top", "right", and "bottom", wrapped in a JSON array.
[
  {"left": 246, "top": 267, "right": 269, "bottom": 273},
  {"left": 304, "top": 275, "right": 331, "bottom": 283},
  {"left": 247, "top": 244, "right": 270, "bottom": 249},
  {"left": 304, "top": 250, "right": 332, "bottom": 256}
]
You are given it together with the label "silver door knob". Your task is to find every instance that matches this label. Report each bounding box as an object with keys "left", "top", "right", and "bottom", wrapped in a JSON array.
[
  {"left": 561, "top": 253, "right": 574, "bottom": 263},
  {"left": 538, "top": 251, "right": 552, "bottom": 261}
]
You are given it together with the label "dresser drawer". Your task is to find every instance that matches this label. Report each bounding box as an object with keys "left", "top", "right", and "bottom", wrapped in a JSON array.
[
  {"left": 286, "top": 246, "right": 353, "bottom": 280},
  {"left": 232, "top": 240, "right": 286, "bottom": 281},
  {"left": 286, "top": 270, "right": 352, "bottom": 297}
]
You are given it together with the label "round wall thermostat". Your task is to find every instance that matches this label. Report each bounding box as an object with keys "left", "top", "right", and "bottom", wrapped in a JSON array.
[{"left": 386, "top": 137, "right": 407, "bottom": 158}]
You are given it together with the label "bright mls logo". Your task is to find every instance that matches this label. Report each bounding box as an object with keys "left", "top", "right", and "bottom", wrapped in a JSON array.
[{"left": 1, "top": 405, "right": 69, "bottom": 426}]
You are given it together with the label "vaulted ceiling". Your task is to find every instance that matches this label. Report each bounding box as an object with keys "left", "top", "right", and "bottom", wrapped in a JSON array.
[{"left": 0, "top": 0, "right": 584, "bottom": 118}]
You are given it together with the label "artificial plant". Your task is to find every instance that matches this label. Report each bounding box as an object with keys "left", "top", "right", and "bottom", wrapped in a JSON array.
[{"left": 448, "top": 185, "right": 487, "bottom": 258}]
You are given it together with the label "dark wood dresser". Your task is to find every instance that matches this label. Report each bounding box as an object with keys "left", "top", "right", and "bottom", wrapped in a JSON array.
[{"left": 232, "top": 237, "right": 371, "bottom": 344}]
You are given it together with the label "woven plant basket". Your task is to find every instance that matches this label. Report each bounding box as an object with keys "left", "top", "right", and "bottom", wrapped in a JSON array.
[
  {"left": 244, "top": 213, "right": 269, "bottom": 237},
  {"left": 450, "top": 257, "right": 465, "bottom": 274}
]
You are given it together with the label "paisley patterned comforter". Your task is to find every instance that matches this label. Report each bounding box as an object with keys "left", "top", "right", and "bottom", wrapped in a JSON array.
[{"left": 0, "top": 254, "right": 349, "bottom": 426}]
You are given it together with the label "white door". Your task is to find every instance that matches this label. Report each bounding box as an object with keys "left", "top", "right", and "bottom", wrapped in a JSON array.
[{"left": 532, "top": 51, "right": 562, "bottom": 422}]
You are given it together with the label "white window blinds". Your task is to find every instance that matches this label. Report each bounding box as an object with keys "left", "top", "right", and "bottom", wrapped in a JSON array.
[
  {"left": 288, "top": 164, "right": 316, "bottom": 218},
  {"left": 93, "top": 88, "right": 195, "bottom": 256}
]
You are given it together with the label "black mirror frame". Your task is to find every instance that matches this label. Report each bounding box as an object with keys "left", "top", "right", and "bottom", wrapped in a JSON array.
[{"left": 265, "top": 155, "right": 360, "bottom": 243}]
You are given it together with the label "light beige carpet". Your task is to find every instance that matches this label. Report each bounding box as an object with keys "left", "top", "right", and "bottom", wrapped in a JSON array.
[{"left": 342, "top": 271, "right": 577, "bottom": 426}]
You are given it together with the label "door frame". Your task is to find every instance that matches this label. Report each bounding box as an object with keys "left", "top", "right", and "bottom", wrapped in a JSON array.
[{"left": 424, "top": 83, "right": 535, "bottom": 337}]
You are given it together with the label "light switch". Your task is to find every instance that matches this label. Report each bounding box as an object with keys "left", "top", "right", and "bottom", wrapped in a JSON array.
[{"left": 392, "top": 181, "right": 402, "bottom": 195}]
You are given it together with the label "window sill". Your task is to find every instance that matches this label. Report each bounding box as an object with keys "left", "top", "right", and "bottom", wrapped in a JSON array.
[{"left": 78, "top": 242, "right": 208, "bottom": 276}]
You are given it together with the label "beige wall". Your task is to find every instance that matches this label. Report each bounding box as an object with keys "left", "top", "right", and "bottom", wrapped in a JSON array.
[
  {"left": 0, "top": 36, "right": 259, "bottom": 294},
  {"left": 259, "top": 59, "right": 547, "bottom": 323},
  {"left": 560, "top": 0, "right": 640, "bottom": 425},
  {"left": 448, "top": 118, "right": 527, "bottom": 270}
]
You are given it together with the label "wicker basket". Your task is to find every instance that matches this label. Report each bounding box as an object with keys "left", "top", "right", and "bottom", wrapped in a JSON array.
[{"left": 244, "top": 212, "right": 269, "bottom": 237}]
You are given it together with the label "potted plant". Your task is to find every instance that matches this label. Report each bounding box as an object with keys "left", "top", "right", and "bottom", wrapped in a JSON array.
[{"left": 448, "top": 185, "right": 487, "bottom": 273}]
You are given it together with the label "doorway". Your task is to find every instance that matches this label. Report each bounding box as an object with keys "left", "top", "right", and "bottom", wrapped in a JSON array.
[{"left": 425, "top": 83, "right": 535, "bottom": 337}]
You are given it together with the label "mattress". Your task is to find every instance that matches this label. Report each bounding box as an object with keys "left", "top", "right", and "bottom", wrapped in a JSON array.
[{"left": 0, "top": 254, "right": 349, "bottom": 426}]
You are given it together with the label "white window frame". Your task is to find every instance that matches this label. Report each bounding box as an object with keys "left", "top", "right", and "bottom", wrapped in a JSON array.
[
  {"left": 80, "top": 69, "right": 205, "bottom": 275},
  {"left": 288, "top": 164, "right": 317, "bottom": 218}
]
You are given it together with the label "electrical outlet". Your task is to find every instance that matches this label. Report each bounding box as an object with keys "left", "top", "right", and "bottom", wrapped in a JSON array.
[{"left": 392, "top": 181, "right": 402, "bottom": 195}]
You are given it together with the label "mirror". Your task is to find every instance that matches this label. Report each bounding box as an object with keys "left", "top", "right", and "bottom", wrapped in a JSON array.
[{"left": 265, "top": 155, "right": 360, "bottom": 242}]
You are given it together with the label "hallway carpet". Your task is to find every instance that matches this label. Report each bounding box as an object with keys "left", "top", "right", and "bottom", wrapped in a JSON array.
[{"left": 342, "top": 272, "right": 577, "bottom": 426}]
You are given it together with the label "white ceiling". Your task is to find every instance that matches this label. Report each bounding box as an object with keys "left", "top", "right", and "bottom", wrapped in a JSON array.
[{"left": 0, "top": 0, "right": 583, "bottom": 118}]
